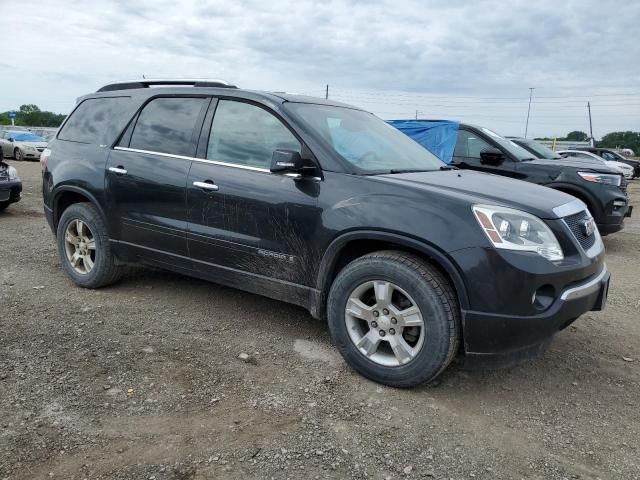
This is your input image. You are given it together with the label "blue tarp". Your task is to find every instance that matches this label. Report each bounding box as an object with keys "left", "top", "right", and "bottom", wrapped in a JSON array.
[{"left": 387, "top": 120, "right": 460, "bottom": 164}]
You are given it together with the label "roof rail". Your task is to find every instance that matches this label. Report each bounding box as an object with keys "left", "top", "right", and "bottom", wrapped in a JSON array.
[{"left": 96, "top": 78, "right": 238, "bottom": 92}]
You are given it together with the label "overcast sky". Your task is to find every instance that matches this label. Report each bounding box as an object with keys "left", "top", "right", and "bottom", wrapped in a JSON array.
[{"left": 3, "top": 0, "right": 639, "bottom": 139}]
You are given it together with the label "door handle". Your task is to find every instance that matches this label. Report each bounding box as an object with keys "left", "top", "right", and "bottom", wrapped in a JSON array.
[
  {"left": 108, "top": 166, "right": 128, "bottom": 175},
  {"left": 193, "top": 180, "right": 219, "bottom": 191}
]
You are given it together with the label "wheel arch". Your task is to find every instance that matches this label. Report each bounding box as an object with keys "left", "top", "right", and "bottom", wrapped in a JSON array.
[
  {"left": 311, "top": 230, "right": 469, "bottom": 319},
  {"left": 52, "top": 186, "right": 108, "bottom": 232}
]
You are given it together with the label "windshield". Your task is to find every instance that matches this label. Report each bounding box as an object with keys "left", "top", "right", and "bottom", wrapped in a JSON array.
[
  {"left": 479, "top": 127, "right": 536, "bottom": 161},
  {"left": 514, "top": 139, "right": 562, "bottom": 159},
  {"left": 8, "top": 132, "right": 46, "bottom": 142},
  {"left": 285, "top": 103, "right": 445, "bottom": 173}
]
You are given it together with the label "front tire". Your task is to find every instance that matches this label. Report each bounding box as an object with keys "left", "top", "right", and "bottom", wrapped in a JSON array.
[
  {"left": 14, "top": 148, "right": 23, "bottom": 161},
  {"left": 0, "top": 201, "right": 9, "bottom": 212},
  {"left": 327, "top": 251, "right": 460, "bottom": 388},
  {"left": 56, "top": 202, "right": 122, "bottom": 288}
]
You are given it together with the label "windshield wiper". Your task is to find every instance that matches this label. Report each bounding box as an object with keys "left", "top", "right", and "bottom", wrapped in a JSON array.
[
  {"left": 439, "top": 165, "right": 457, "bottom": 170},
  {"left": 388, "top": 168, "right": 437, "bottom": 174}
]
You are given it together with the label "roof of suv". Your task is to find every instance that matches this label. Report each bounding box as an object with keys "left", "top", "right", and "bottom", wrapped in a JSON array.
[{"left": 85, "top": 79, "right": 360, "bottom": 111}]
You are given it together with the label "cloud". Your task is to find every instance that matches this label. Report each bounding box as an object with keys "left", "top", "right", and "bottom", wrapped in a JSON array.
[{"left": 2, "top": 0, "right": 639, "bottom": 138}]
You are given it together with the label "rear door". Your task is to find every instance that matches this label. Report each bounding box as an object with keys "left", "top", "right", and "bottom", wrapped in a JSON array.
[
  {"left": 106, "top": 96, "right": 209, "bottom": 270},
  {"left": 186, "top": 99, "right": 321, "bottom": 297},
  {"left": 452, "top": 128, "right": 519, "bottom": 178}
]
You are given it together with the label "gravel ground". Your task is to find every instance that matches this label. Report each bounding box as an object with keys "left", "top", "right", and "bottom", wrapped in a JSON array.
[{"left": 1, "top": 160, "right": 639, "bottom": 480}]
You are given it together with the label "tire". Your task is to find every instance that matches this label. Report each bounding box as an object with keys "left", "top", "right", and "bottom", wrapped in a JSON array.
[
  {"left": 14, "top": 148, "right": 23, "bottom": 161},
  {"left": 56, "top": 202, "right": 122, "bottom": 288},
  {"left": 0, "top": 201, "right": 9, "bottom": 212},
  {"left": 0, "top": 148, "right": 4, "bottom": 161},
  {"left": 327, "top": 250, "right": 460, "bottom": 388}
]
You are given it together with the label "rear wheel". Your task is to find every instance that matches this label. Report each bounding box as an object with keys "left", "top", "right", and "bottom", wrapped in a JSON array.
[
  {"left": 327, "top": 250, "right": 460, "bottom": 387},
  {"left": 56, "top": 202, "right": 122, "bottom": 288}
]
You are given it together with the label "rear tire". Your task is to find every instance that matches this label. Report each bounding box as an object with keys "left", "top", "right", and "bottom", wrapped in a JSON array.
[
  {"left": 327, "top": 250, "right": 460, "bottom": 388},
  {"left": 56, "top": 202, "right": 122, "bottom": 288}
]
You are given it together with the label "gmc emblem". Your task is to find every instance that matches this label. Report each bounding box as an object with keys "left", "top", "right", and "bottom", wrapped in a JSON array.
[{"left": 581, "top": 218, "right": 595, "bottom": 237}]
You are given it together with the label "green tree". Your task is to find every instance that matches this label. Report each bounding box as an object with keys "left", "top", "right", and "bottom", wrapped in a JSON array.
[
  {"left": 565, "top": 131, "right": 589, "bottom": 141},
  {"left": 598, "top": 131, "right": 640, "bottom": 153},
  {"left": 0, "top": 113, "right": 10, "bottom": 125},
  {"left": 19, "top": 104, "right": 41, "bottom": 114}
]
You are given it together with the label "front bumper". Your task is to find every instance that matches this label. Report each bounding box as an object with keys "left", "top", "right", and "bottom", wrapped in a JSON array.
[
  {"left": 0, "top": 178, "right": 22, "bottom": 204},
  {"left": 462, "top": 265, "right": 610, "bottom": 368},
  {"left": 21, "top": 151, "right": 42, "bottom": 160}
]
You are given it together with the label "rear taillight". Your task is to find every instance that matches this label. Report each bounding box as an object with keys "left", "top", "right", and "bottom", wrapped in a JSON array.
[{"left": 40, "top": 148, "right": 51, "bottom": 172}]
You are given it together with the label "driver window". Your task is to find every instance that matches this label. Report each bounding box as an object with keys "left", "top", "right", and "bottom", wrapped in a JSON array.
[
  {"left": 454, "top": 130, "right": 492, "bottom": 159},
  {"left": 207, "top": 100, "right": 301, "bottom": 169}
]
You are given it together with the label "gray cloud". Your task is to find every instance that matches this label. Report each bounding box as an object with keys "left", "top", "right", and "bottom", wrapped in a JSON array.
[{"left": 2, "top": 0, "right": 638, "bottom": 138}]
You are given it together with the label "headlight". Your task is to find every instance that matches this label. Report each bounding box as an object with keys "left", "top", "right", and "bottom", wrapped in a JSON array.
[
  {"left": 23, "top": 145, "right": 36, "bottom": 152},
  {"left": 578, "top": 171, "right": 621, "bottom": 187},
  {"left": 472, "top": 205, "right": 564, "bottom": 261},
  {"left": 7, "top": 166, "right": 19, "bottom": 180}
]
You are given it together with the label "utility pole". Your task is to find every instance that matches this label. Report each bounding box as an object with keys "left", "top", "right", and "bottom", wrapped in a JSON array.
[
  {"left": 415, "top": 110, "right": 419, "bottom": 120},
  {"left": 325, "top": 84, "right": 329, "bottom": 100},
  {"left": 587, "top": 101, "right": 594, "bottom": 147},
  {"left": 524, "top": 87, "right": 535, "bottom": 138}
]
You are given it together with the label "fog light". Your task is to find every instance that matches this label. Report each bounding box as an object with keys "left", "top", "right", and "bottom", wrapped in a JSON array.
[{"left": 532, "top": 285, "right": 555, "bottom": 311}]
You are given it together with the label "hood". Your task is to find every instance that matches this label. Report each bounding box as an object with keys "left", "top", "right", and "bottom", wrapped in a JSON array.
[
  {"left": 526, "top": 157, "right": 617, "bottom": 173},
  {"left": 17, "top": 141, "right": 48, "bottom": 148},
  {"left": 376, "top": 170, "right": 578, "bottom": 220}
]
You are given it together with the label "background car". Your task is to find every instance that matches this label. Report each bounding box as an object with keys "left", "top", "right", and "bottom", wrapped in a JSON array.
[
  {"left": 391, "top": 120, "right": 632, "bottom": 235},
  {"left": 0, "top": 131, "right": 48, "bottom": 161},
  {"left": 576, "top": 147, "right": 640, "bottom": 178},
  {"left": 0, "top": 160, "right": 22, "bottom": 211},
  {"left": 559, "top": 150, "right": 634, "bottom": 179}
]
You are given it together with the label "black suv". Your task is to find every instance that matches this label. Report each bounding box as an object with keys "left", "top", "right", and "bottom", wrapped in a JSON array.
[
  {"left": 42, "top": 80, "right": 610, "bottom": 387},
  {"left": 447, "top": 125, "right": 631, "bottom": 234}
]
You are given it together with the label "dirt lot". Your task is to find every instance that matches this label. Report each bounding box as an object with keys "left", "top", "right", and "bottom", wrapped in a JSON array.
[{"left": 1, "top": 160, "right": 639, "bottom": 480}]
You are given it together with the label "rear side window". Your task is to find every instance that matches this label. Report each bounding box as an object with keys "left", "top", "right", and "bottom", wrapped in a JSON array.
[
  {"left": 129, "top": 97, "right": 207, "bottom": 157},
  {"left": 207, "top": 100, "right": 301, "bottom": 168},
  {"left": 58, "top": 97, "right": 131, "bottom": 145}
]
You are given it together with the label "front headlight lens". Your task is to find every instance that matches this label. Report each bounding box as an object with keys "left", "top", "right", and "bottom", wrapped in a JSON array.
[
  {"left": 7, "top": 166, "right": 19, "bottom": 180},
  {"left": 472, "top": 205, "right": 564, "bottom": 261},
  {"left": 578, "top": 171, "right": 622, "bottom": 187}
]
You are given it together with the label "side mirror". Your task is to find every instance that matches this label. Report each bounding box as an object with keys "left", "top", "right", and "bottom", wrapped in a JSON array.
[
  {"left": 270, "top": 149, "right": 303, "bottom": 173},
  {"left": 480, "top": 147, "right": 505, "bottom": 165},
  {"left": 8, "top": 138, "right": 14, "bottom": 142}
]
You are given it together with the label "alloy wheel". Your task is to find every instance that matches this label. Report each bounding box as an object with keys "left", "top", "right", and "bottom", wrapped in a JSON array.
[
  {"left": 64, "top": 219, "right": 96, "bottom": 274},
  {"left": 344, "top": 280, "right": 425, "bottom": 367}
]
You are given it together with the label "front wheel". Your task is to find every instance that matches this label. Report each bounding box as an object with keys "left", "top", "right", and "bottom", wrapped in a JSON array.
[
  {"left": 56, "top": 202, "right": 123, "bottom": 288},
  {"left": 14, "top": 148, "right": 23, "bottom": 161},
  {"left": 327, "top": 251, "right": 460, "bottom": 388}
]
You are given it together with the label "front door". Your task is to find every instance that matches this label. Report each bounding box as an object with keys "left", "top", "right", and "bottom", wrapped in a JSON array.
[
  {"left": 105, "top": 96, "right": 209, "bottom": 269},
  {"left": 186, "top": 99, "right": 321, "bottom": 296}
]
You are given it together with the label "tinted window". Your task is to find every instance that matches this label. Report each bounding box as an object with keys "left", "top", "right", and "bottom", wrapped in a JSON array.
[
  {"left": 58, "top": 97, "right": 131, "bottom": 145},
  {"left": 207, "top": 100, "right": 300, "bottom": 168},
  {"left": 130, "top": 97, "right": 206, "bottom": 157},
  {"left": 600, "top": 151, "right": 616, "bottom": 160},
  {"left": 454, "top": 130, "right": 492, "bottom": 158}
]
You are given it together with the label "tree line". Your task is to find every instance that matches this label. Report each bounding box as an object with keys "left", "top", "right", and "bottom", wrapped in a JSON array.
[
  {"left": 0, "top": 104, "right": 66, "bottom": 128},
  {"left": 535, "top": 130, "right": 640, "bottom": 154}
]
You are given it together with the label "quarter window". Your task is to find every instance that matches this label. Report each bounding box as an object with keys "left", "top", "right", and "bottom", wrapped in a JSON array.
[
  {"left": 207, "top": 100, "right": 300, "bottom": 169},
  {"left": 129, "top": 97, "right": 207, "bottom": 157},
  {"left": 58, "top": 97, "right": 131, "bottom": 145}
]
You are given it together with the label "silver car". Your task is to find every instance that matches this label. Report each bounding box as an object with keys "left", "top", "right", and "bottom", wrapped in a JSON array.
[{"left": 0, "top": 130, "right": 48, "bottom": 161}]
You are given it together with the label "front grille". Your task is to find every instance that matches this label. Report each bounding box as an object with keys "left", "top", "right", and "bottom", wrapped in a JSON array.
[{"left": 564, "top": 211, "right": 596, "bottom": 251}]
